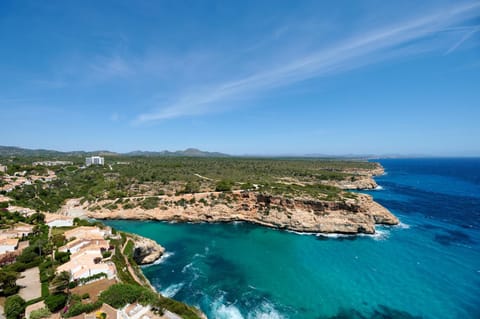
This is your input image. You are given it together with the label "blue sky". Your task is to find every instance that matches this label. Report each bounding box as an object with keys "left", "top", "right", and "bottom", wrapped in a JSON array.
[{"left": 1, "top": 0, "right": 479, "bottom": 156}]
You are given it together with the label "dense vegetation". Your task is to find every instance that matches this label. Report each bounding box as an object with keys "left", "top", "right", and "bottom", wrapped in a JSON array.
[{"left": 2, "top": 156, "right": 376, "bottom": 212}]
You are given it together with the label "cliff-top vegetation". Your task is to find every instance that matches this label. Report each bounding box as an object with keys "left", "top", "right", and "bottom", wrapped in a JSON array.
[{"left": 2, "top": 156, "right": 379, "bottom": 212}]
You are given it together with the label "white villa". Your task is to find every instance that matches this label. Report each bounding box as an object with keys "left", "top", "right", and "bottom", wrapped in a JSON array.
[
  {"left": 0, "top": 223, "right": 34, "bottom": 240},
  {"left": 59, "top": 238, "right": 109, "bottom": 254},
  {"left": 56, "top": 248, "right": 116, "bottom": 280}
]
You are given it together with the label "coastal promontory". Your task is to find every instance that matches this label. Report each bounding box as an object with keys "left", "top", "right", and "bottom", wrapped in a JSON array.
[
  {"left": 4, "top": 156, "right": 398, "bottom": 235},
  {"left": 131, "top": 234, "right": 166, "bottom": 265}
]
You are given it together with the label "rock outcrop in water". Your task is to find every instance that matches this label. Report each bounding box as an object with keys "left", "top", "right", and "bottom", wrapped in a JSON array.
[
  {"left": 84, "top": 191, "right": 398, "bottom": 235},
  {"left": 131, "top": 235, "right": 165, "bottom": 265}
]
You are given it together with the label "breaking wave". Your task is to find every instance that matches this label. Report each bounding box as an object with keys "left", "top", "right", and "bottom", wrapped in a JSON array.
[
  {"left": 209, "top": 295, "right": 285, "bottom": 319},
  {"left": 160, "top": 282, "right": 184, "bottom": 298}
]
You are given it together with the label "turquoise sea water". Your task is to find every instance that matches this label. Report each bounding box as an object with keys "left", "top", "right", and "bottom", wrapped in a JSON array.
[{"left": 105, "top": 159, "right": 480, "bottom": 319}]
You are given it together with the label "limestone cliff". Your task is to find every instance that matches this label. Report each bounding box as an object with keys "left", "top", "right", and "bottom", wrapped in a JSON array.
[
  {"left": 325, "top": 163, "right": 385, "bottom": 190},
  {"left": 131, "top": 235, "right": 165, "bottom": 265},
  {"left": 85, "top": 191, "right": 398, "bottom": 235}
]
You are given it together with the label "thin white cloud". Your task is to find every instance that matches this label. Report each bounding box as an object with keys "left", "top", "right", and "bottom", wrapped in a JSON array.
[
  {"left": 444, "top": 26, "right": 479, "bottom": 55},
  {"left": 135, "top": 2, "right": 480, "bottom": 124}
]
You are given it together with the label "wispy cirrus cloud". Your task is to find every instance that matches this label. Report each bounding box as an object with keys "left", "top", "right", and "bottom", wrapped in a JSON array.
[
  {"left": 444, "top": 26, "right": 480, "bottom": 55},
  {"left": 134, "top": 2, "right": 480, "bottom": 124}
]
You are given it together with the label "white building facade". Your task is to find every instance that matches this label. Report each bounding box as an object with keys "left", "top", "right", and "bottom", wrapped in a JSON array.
[
  {"left": 85, "top": 156, "right": 104, "bottom": 166},
  {"left": 0, "top": 239, "right": 19, "bottom": 254}
]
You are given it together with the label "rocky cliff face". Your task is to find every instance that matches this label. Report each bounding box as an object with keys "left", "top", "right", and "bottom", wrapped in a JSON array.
[
  {"left": 86, "top": 191, "right": 398, "bottom": 235},
  {"left": 132, "top": 235, "right": 165, "bottom": 265},
  {"left": 325, "top": 163, "right": 385, "bottom": 190}
]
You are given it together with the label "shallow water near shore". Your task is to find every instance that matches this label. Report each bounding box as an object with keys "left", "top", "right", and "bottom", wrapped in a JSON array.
[{"left": 105, "top": 158, "right": 480, "bottom": 319}]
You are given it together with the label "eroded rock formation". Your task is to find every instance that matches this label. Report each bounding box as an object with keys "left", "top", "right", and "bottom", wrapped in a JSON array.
[
  {"left": 86, "top": 191, "right": 398, "bottom": 235},
  {"left": 131, "top": 235, "right": 165, "bottom": 265}
]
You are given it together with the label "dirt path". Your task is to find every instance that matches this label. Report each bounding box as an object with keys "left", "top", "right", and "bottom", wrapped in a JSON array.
[
  {"left": 121, "top": 240, "right": 143, "bottom": 286},
  {"left": 193, "top": 173, "right": 214, "bottom": 181}
]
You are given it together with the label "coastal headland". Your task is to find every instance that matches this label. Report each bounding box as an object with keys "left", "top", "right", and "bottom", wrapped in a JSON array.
[
  {"left": 54, "top": 159, "right": 398, "bottom": 235},
  {"left": 3, "top": 156, "right": 398, "bottom": 235},
  {"left": 1, "top": 153, "right": 398, "bottom": 319}
]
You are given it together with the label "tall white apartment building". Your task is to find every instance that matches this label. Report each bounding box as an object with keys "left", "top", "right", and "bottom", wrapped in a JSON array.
[{"left": 85, "top": 156, "right": 104, "bottom": 166}]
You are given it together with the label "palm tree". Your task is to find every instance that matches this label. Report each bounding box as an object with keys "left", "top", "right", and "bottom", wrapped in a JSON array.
[{"left": 49, "top": 271, "right": 71, "bottom": 294}]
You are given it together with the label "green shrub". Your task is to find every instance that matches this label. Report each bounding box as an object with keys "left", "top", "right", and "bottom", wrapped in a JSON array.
[
  {"left": 140, "top": 197, "right": 159, "bottom": 210},
  {"left": 41, "top": 282, "right": 50, "bottom": 298},
  {"left": 77, "top": 272, "right": 107, "bottom": 285},
  {"left": 158, "top": 297, "right": 202, "bottom": 319},
  {"left": 4, "top": 295, "right": 26, "bottom": 319},
  {"left": 99, "top": 283, "right": 157, "bottom": 309},
  {"left": 54, "top": 251, "right": 70, "bottom": 263},
  {"left": 241, "top": 182, "right": 254, "bottom": 190},
  {"left": 0, "top": 269, "right": 19, "bottom": 296},
  {"left": 122, "top": 203, "right": 135, "bottom": 209},
  {"left": 44, "top": 293, "right": 68, "bottom": 312},
  {"left": 182, "top": 181, "right": 200, "bottom": 194},
  {"left": 215, "top": 179, "right": 233, "bottom": 192},
  {"left": 63, "top": 301, "right": 102, "bottom": 318},
  {"left": 29, "top": 308, "right": 51, "bottom": 319},
  {"left": 102, "top": 250, "right": 112, "bottom": 258}
]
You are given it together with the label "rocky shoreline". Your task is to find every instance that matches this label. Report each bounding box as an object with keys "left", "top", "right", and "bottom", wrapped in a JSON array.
[
  {"left": 58, "top": 163, "right": 398, "bottom": 235},
  {"left": 131, "top": 235, "right": 166, "bottom": 265},
  {"left": 78, "top": 191, "right": 398, "bottom": 235}
]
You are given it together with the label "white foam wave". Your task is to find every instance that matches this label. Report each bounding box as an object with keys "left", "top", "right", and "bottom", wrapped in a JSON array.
[
  {"left": 211, "top": 296, "right": 244, "bottom": 319},
  {"left": 394, "top": 221, "right": 410, "bottom": 229},
  {"left": 369, "top": 228, "right": 389, "bottom": 241},
  {"left": 374, "top": 185, "right": 384, "bottom": 190},
  {"left": 247, "top": 301, "right": 285, "bottom": 319},
  {"left": 316, "top": 233, "right": 351, "bottom": 238},
  {"left": 215, "top": 304, "right": 244, "bottom": 319},
  {"left": 182, "top": 262, "right": 194, "bottom": 273},
  {"left": 210, "top": 295, "right": 285, "bottom": 319},
  {"left": 286, "top": 230, "right": 317, "bottom": 236},
  {"left": 160, "top": 282, "right": 184, "bottom": 298}
]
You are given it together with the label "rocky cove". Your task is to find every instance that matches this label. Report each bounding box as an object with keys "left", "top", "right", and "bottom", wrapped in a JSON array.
[{"left": 70, "top": 190, "right": 398, "bottom": 235}]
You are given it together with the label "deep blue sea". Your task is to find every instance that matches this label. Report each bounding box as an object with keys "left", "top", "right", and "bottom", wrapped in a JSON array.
[{"left": 105, "top": 158, "right": 480, "bottom": 319}]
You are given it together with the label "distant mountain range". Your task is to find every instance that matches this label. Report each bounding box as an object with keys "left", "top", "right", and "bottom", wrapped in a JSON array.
[
  {"left": 0, "top": 145, "right": 453, "bottom": 159},
  {"left": 0, "top": 146, "right": 230, "bottom": 158}
]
